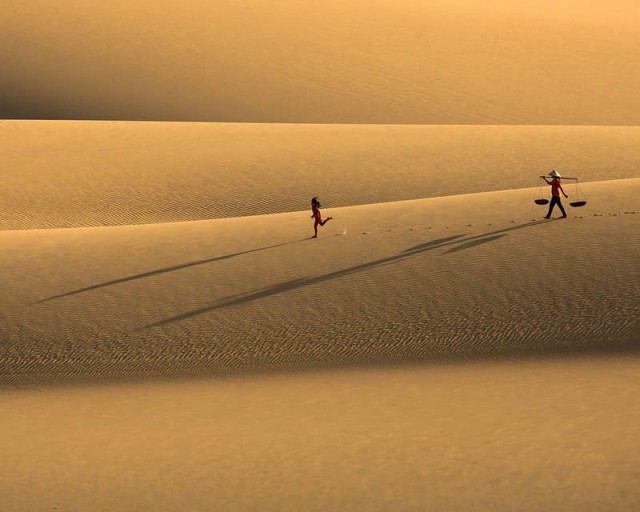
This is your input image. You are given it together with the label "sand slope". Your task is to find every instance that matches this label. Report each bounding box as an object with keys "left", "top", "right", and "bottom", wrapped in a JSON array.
[
  {"left": 2, "top": 174, "right": 639, "bottom": 511},
  {"left": 3, "top": 0, "right": 639, "bottom": 124},
  {"left": 3, "top": 358, "right": 640, "bottom": 512},
  {"left": 3, "top": 0, "right": 640, "bottom": 508},
  {"left": 2, "top": 179, "right": 638, "bottom": 386},
  {"left": 3, "top": 121, "right": 640, "bottom": 229}
]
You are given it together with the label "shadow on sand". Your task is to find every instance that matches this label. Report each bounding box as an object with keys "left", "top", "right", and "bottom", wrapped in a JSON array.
[
  {"left": 9, "top": 218, "right": 630, "bottom": 389},
  {"left": 37, "top": 221, "right": 545, "bottom": 306},
  {"left": 35, "top": 238, "right": 307, "bottom": 303},
  {"left": 147, "top": 220, "right": 547, "bottom": 328}
]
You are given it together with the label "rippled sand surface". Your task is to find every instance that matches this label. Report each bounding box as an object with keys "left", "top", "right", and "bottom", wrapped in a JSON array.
[
  {"left": 2, "top": 122, "right": 640, "bottom": 229},
  {"left": 1, "top": 178, "right": 638, "bottom": 386}
]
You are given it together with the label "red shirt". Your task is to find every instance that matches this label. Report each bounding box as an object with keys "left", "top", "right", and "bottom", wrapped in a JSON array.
[{"left": 551, "top": 178, "right": 563, "bottom": 197}]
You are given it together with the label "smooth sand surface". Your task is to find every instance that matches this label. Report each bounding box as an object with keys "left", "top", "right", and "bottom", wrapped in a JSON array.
[
  {"left": 3, "top": 0, "right": 639, "bottom": 124},
  {"left": 3, "top": 358, "right": 640, "bottom": 511}
]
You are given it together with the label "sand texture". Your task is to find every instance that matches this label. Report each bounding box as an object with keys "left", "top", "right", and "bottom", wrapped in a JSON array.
[
  {"left": 2, "top": 121, "right": 640, "bottom": 229},
  {"left": 3, "top": 0, "right": 640, "bottom": 124},
  {"left": 1, "top": 177, "right": 639, "bottom": 385},
  {"left": 2, "top": 0, "right": 640, "bottom": 510},
  {"left": 2, "top": 130, "right": 639, "bottom": 508}
]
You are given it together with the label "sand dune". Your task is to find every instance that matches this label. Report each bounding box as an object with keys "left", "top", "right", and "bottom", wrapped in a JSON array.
[
  {"left": 3, "top": 0, "right": 639, "bottom": 124},
  {"left": 3, "top": 160, "right": 639, "bottom": 511},
  {"left": 3, "top": 358, "right": 640, "bottom": 512},
  {"left": 3, "top": 120, "right": 640, "bottom": 229},
  {"left": 3, "top": 1, "right": 640, "bottom": 508},
  {"left": 2, "top": 173, "right": 639, "bottom": 510},
  {"left": 2, "top": 179, "right": 638, "bottom": 386}
]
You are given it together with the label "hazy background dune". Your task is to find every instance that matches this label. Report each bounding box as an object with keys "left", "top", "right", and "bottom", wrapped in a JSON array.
[
  {"left": 3, "top": 0, "right": 639, "bottom": 123},
  {"left": 3, "top": 120, "right": 640, "bottom": 229}
]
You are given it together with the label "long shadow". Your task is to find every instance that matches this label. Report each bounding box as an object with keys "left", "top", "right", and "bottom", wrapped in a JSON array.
[
  {"left": 145, "top": 234, "right": 462, "bottom": 328},
  {"left": 403, "top": 220, "right": 546, "bottom": 254},
  {"left": 37, "top": 221, "right": 545, "bottom": 304},
  {"left": 36, "top": 238, "right": 307, "bottom": 303},
  {"left": 147, "top": 220, "right": 547, "bottom": 328},
  {"left": 7, "top": 218, "right": 638, "bottom": 389},
  {"left": 446, "top": 234, "right": 506, "bottom": 253}
]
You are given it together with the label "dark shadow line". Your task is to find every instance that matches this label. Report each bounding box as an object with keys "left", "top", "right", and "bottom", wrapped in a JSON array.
[
  {"left": 146, "top": 277, "right": 316, "bottom": 328},
  {"left": 146, "top": 246, "right": 446, "bottom": 328},
  {"left": 35, "top": 238, "right": 307, "bottom": 303},
  {"left": 146, "top": 220, "right": 550, "bottom": 328},
  {"left": 38, "top": 221, "right": 546, "bottom": 305},
  {"left": 144, "top": 232, "right": 496, "bottom": 328},
  {"left": 403, "top": 220, "right": 546, "bottom": 254},
  {"left": 445, "top": 234, "right": 507, "bottom": 253},
  {"left": 402, "top": 234, "right": 467, "bottom": 252}
]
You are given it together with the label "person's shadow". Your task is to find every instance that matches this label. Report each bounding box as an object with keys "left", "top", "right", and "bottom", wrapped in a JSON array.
[
  {"left": 146, "top": 220, "right": 547, "bottom": 328},
  {"left": 35, "top": 238, "right": 308, "bottom": 303}
]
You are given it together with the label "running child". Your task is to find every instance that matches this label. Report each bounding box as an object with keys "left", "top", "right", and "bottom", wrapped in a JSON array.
[{"left": 311, "top": 197, "right": 333, "bottom": 238}]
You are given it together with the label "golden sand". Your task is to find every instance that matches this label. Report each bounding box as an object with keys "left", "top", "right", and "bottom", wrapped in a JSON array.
[{"left": 2, "top": 0, "right": 639, "bottom": 509}]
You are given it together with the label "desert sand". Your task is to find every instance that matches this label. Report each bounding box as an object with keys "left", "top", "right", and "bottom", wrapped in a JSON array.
[
  {"left": 2, "top": 1, "right": 640, "bottom": 511},
  {"left": 2, "top": 1, "right": 640, "bottom": 124}
]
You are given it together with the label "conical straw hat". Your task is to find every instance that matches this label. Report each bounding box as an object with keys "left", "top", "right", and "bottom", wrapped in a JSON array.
[{"left": 548, "top": 169, "right": 561, "bottom": 178}]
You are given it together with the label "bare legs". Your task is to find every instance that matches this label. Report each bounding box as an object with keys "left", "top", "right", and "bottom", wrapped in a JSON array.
[{"left": 313, "top": 217, "right": 333, "bottom": 238}]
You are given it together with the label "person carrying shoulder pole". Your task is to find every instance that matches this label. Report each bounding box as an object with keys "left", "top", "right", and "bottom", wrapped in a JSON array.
[{"left": 543, "top": 170, "right": 568, "bottom": 219}]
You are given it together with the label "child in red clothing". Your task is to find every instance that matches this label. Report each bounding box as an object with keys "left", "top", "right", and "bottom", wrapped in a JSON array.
[
  {"left": 543, "top": 170, "right": 568, "bottom": 219},
  {"left": 311, "top": 197, "right": 333, "bottom": 238}
]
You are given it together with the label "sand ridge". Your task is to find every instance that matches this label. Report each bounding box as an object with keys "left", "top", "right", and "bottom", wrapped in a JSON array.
[
  {"left": 2, "top": 179, "right": 638, "bottom": 387},
  {"left": 2, "top": 121, "right": 640, "bottom": 230}
]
